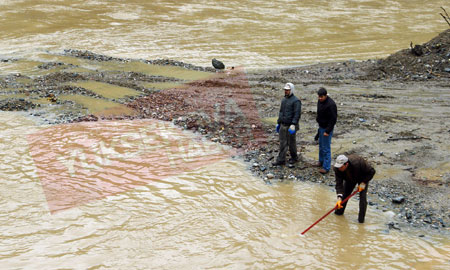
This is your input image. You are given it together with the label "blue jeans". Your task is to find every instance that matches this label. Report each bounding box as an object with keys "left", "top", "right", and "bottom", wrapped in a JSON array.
[{"left": 318, "top": 127, "right": 333, "bottom": 171}]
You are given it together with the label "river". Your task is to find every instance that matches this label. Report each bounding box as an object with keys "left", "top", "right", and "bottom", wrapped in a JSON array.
[
  {"left": 0, "top": 0, "right": 449, "bottom": 69},
  {"left": 0, "top": 112, "right": 449, "bottom": 269}
]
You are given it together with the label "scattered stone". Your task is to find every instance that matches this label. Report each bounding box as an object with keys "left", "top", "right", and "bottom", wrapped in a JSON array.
[
  {"left": 423, "top": 217, "right": 432, "bottom": 224},
  {"left": 392, "top": 196, "right": 405, "bottom": 204},
  {"left": 365, "top": 29, "right": 450, "bottom": 80},
  {"left": 411, "top": 44, "right": 423, "bottom": 56},
  {"left": 405, "top": 211, "right": 412, "bottom": 220},
  {"left": 0, "top": 99, "right": 36, "bottom": 111},
  {"left": 388, "top": 222, "right": 401, "bottom": 230}
]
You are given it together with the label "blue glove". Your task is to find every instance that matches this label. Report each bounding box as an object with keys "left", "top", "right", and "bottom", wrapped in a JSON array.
[
  {"left": 276, "top": 124, "right": 280, "bottom": 133},
  {"left": 288, "top": 124, "right": 296, "bottom": 134}
]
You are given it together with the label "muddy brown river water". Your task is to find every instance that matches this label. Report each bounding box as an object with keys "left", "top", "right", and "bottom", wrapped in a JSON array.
[
  {"left": 0, "top": 112, "right": 448, "bottom": 269},
  {"left": 0, "top": 0, "right": 448, "bottom": 69}
]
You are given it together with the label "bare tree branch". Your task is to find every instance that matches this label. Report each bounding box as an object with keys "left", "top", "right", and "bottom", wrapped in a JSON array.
[
  {"left": 442, "top": 7, "right": 449, "bottom": 18},
  {"left": 440, "top": 7, "right": 450, "bottom": 27}
]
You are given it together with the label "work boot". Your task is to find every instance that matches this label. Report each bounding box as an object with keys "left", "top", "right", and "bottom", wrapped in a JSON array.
[
  {"left": 272, "top": 160, "right": 285, "bottom": 166},
  {"left": 288, "top": 157, "right": 298, "bottom": 164},
  {"left": 319, "top": 168, "right": 328, "bottom": 174},
  {"left": 358, "top": 210, "right": 366, "bottom": 223},
  {"left": 314, "top": 161, "right": 322, "bottom": 167}
]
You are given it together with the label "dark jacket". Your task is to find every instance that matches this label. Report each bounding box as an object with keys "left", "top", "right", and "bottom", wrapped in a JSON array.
[
  {"left": 334, "top": 154, "right": 376, "bottom": 196},
  {"left": 316, "top": 96, "right": 337, "bottom": 134},
  {"left": 277, "top": 94, "right": 301, "bottom": 126}
]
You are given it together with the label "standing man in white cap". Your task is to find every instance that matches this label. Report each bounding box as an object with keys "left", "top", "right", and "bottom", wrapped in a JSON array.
[
  {"left": 333, "top": 154, "right": 376, "bottom": 223},
  {"left": 272, "top": 82, "right": 301, "bottom": 166}
]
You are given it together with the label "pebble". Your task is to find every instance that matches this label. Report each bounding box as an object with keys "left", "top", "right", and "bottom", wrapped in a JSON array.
[
  {"left": 406, "top": 211, "right": 412, "bottom": 219},
  {"left": 423, "top": 217, "right": 432, "bottom": 224},
  {"left": 392, "top": 196, "right": 405, "bottom": 204},
  {"left": 388, "top": 222, "right": 400, "bottom": 230}
]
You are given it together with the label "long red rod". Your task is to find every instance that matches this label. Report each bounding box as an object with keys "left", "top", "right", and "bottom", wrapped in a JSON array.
[{"left": 301, "top": 189, "right": 359, "bottom": 235}]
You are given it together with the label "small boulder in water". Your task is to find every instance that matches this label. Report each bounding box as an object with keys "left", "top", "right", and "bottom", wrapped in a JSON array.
[{"left": 212, "top": 58, "right": 225, "bottom": 70}]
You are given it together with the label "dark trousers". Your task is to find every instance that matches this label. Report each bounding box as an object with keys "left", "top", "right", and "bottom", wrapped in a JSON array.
[
  {"left": 335, "top": 181, "right": 368, "bottom": 223},
  {"left": 276, "top": 124, "right": 298, "bottom": 163}
]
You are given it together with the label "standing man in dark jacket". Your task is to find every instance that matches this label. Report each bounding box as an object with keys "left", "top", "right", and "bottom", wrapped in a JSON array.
[
  {"left": 272, "top": 83, "right": 301, "bottom": 166},
  {"left": 315, "top": 87, "right": 337, "bottom": 174},
  {"left": 333, "top": 154, "right": 376, "bottom": 223}
]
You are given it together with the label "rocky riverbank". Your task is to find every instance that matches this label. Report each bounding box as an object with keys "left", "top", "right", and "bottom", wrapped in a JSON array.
[{"left": 0, "top": 30, "right": 449, "bottom": 235}]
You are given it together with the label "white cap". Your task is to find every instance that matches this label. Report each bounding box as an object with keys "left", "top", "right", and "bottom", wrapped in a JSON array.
[
  {"left": 284, "top": 83, "right": 294, "bottom": 91},
  {"left": 334, "top": 155, "right": 349, "bottom": 168}
]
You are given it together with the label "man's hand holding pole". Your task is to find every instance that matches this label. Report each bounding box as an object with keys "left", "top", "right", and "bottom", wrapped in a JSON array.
[
  {"left": 357, "top": 182, "right": 366, "bottom": 192},
  {"left": 335, "top": 195, "right": 343, "bottom": 209}
]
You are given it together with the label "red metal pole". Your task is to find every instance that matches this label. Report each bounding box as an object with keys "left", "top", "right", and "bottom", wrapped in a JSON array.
[{"left": 300, "top": 189, "right": 359, "bottom": 235}]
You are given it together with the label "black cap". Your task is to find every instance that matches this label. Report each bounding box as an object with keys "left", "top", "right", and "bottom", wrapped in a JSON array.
[{"left": 317, "top": 87, "right": 327, "bottom": 96}]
